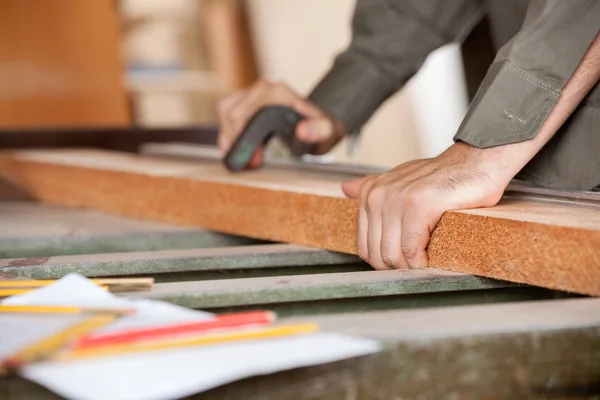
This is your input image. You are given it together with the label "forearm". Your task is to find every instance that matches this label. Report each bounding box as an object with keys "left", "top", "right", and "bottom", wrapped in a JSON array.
[
  {"left": 464, "top": 31, "right": 600, "bottom": 185},
  {"left": 309, "top": 0, "right": 484, "bottom": 136}
]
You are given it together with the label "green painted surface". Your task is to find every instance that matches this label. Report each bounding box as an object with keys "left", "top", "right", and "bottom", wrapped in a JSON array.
[
  {"left": 2, "top": 319, "right": 599, "bottom": 400},
  {"left": 0, "top": 231, "right": 265, "bottom": 259},
  {"left": 127, "top": 271, "right": 521, "bottom": 309},
  {"left": 203, "top": 286, "right": 574, "bottom": 318},
  {"left": 148, "top": 264, "right": 371, "bottom": 283},
  {"left": 0, "top": 246, "right": 361, "bottom": 279},
  {"left": 194, "top": 326, "right": 600, "bottom": 400}
]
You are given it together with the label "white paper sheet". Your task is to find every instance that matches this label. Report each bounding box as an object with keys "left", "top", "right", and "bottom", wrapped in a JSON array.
[
  {"left": 6, "top": 274, "right": 380, "bottom": 400},
  {"left": 23, "top": 333, "right": 378, "bottom": 400},
  {"left": 2, "top": 274, "right": 215, "bottom": 332}
]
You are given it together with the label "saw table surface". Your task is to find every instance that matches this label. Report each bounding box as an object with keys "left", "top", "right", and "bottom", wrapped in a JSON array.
[{"left": 1, "top": 201, "right": 599, "bottom": 400}]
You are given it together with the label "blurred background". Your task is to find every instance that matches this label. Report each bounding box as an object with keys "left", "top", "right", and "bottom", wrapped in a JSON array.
[{"left": 0, "top": 0, "right": 495, "bottom": 169}]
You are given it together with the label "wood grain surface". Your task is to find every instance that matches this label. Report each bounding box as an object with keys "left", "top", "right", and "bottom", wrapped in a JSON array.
[
  {"left": 0, "top": 0, "right": 130, "bottom": 128},
  {"left": 1, "top": 148, "right": 600, "bottom": 295}
]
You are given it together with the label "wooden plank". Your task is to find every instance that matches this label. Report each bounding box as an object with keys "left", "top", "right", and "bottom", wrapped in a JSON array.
[
  {"left": 124, "top": 269, "right": 515, "bottom": 309},
  {"left": 1, "top": 149, "right": 600, "bottom": 295},
  {"left": 0, "top": 244, "right": 360, "bottom": 279},
  {"left": 0, "top": 202, "right": 261, "bottom": 258},
  {"left": 0, "top": 0, "right": 129, "bottom": 128},
  {"left": 3, "top": 297, "right": 600, "bottom": 399}
]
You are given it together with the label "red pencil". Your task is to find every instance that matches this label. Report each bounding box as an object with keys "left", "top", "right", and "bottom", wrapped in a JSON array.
[{"left": 73, "top": 310, "right": 276, "bottom": 351}]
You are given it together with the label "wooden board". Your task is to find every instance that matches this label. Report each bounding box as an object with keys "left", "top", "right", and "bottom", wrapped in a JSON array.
[
  {"left": 0, "top": 0, "right": 130, "bottom": 128},
  {"left": 1, "top": 148, "right": 600, "bottom": 295}
]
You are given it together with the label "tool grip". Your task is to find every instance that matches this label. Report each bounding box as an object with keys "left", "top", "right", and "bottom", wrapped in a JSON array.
[{"left": 223, "top": 106, "right": 313, "bottom": 172}]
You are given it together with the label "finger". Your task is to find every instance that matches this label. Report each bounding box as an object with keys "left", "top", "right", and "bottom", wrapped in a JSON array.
[
  {"left": 217, "top": 90, "right": 249, "bottom": 152},
  {"left": 356, "top": 178, "right": 376, "bottom": 264},
  {"left": 380, "top": 209, "right": 408, "bottom": 270},
  {"left": 296, "top": 117, "right": 334, "bottom": 143},
  {"left": 365, "top": 186, "right": 388, "bottom": 270},
  {"left": 291, "top": 99, "right": 325, "bottom": 118},
  {"left": 342, "top": 175, "right": 375, "bottom": 199},
  {"left": 400, "top": 205, "right": 431, "bottom": 269},
  {"left": 356, "top": 206, "right": 370, "bottom": 264},
  {"left": 229, "top": 83, "right": 270, "bottom": 134}
]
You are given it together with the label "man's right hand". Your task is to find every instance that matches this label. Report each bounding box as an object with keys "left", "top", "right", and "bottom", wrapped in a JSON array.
[{"left": 217, "top": 79, "right": 347, "bottom": 168}]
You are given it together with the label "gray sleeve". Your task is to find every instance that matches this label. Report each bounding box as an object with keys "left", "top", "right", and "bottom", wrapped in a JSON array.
[
  {"left": 453, "top": 0, "right": 600, "bottom": 148},
  {"left": 307, "top": 0, "right": 485, "bottom": 136}
]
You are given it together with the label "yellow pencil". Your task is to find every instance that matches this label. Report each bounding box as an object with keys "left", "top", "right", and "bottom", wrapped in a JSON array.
[
  {"left": 0, "top": 277, "right": 154, "bottom": 288},
  {"left": 0, "top": 304, "right": 135, "bottom": 315},
  {"left": 0, "top": 285, "right": 109, "bottom": 297},
  {"left": 0, "top": 289, "right": 32, "bottom": 297},
  {"left": 52, "top": 323, "right": 319, "bottom": 362},
  {"left": 3, "top": 314, "right": 119, "bottom": 367}
]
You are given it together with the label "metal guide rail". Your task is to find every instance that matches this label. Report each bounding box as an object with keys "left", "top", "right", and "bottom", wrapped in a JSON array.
[{"left": 0, "top": 201, "right": 599, "bottom": 399}]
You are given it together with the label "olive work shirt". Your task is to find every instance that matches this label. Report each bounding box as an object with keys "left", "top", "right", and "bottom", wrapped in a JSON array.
[{"left": 307, "top": 0, "right": 600, "bottom": 191}]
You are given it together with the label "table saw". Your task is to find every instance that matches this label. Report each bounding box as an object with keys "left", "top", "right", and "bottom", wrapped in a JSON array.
[{"left": 0, "top": 128, "right": 600, "bottom": 399}]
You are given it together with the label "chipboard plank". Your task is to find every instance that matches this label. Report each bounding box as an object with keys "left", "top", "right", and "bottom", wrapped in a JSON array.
[{"left": 1, "top": 148, "right": 600, "bottom": 295}]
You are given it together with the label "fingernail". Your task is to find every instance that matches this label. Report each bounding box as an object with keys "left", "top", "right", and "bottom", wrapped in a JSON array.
[{"left": 305, "top": 124, "right": 316, "bottom": 139}]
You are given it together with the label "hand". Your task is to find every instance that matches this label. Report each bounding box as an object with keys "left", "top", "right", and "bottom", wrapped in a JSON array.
[
  {"left": 341, "top": 142, "right": 512, "bottom": 270},
  {"left": 217, "top": 79, "right": 347, "bottom": 168}
]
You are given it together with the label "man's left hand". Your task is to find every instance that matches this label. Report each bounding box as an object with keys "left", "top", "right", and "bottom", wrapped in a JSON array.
[{"left": 341, "top": 142, "right": 512, "bottom": 270}]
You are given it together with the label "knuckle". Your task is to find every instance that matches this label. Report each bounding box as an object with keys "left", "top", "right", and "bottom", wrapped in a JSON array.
[
  {"left": 401, "top": 243, "right": 418, "bottom": 259},
  {"left": 380, "top": 254, "right": 395, "bottom": 268},
  {"left": 380, "top": 245, "right": 403, "bottom": 269},
  {"left": 358, "top": 179, "right": 374, "bottom": 200},
  {"left": 366, "top": 185, "right": 386, "bottom": 209},
  {"left": 403, "top": 187, "right": 426, "bottom": 208},
  {"left": 372, "top": 259, "right": 390, "bottom": 270},
  {"left": 356, "top": 247, "right": 368, "bottom": 262}
]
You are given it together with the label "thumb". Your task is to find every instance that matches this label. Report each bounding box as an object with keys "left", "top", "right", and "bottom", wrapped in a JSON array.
[
  {"left": 341, "top": 175, "right": 372, "bottom": 199},
  {"left": 295, "top": 117, "right": 334, "bottom": 143}
]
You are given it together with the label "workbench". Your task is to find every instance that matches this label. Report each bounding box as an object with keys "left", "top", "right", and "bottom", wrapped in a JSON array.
[
  {"left": 1, "top": 200, "right": 599, "bottom": 400},
  {"left": 1, "top": 125, "right": 600, "bottom": 399}
]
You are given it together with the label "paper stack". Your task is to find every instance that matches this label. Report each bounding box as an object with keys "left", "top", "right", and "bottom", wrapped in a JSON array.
[{"left": 1, "top": 274, "right": 380, "bottom": 400}]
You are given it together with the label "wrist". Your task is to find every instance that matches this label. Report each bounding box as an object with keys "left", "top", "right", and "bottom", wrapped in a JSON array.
[{"left": 445, "top": 141, "right": 521, "bottom": 186}]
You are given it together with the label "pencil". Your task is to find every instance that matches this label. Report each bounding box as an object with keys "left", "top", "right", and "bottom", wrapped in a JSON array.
[
  {"left": 0, "top": 289, "right": 34, "bottom": 297},
  {"left": 4, "top": 314, "right": 119, "bottom": 367},
  {"left": 0, "top": 278, "right": 153, "bottom": 291},
  {"left": 0, "top": 304, "right": 136, "bottom": 315},
  {"left": 0, "top": 286, "right": 110, "bottom": 297},
  {"left": 74, "top": 310, "right": 275, "bottom": 350},
  {"left": 53, "top": 323, "right": 319, "bottom": 362}
]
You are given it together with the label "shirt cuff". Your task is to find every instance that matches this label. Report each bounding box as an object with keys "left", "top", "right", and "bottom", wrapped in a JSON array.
[
  {"left": 453, "top": 60, "right": 560, "bottom": 148},
  {"left": 307, "top": 54, "right": 397, "bottom": 136}
]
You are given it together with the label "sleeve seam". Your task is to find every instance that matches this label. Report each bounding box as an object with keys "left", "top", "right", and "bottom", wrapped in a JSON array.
[{"left": 501, "top": 61, "right": 561, "bottom": 94}]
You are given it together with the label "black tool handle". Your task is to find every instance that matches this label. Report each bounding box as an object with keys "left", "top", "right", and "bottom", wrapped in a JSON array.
[{"left": 223, "top": 106, "right": 314, "bottom": 172}]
